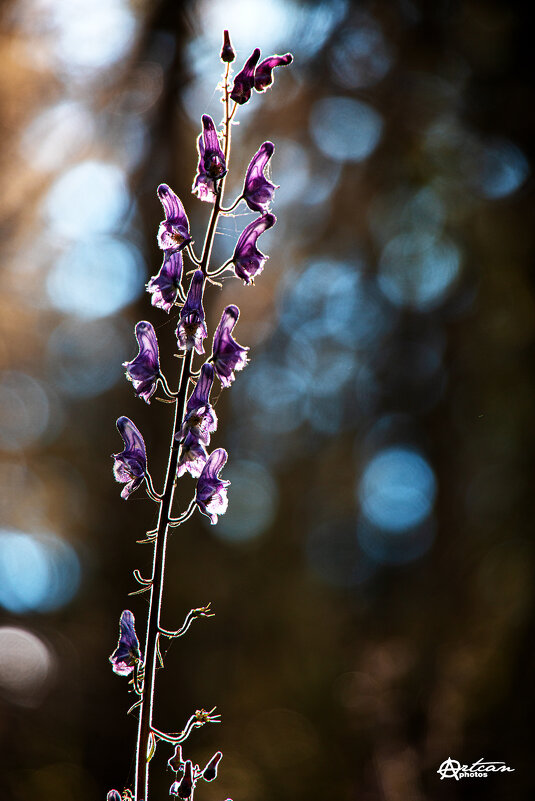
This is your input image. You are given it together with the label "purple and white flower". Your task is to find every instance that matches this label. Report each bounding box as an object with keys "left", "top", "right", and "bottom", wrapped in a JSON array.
[
  {"left": 157, "top": 183, "right": 192, "bottom": 252},
  {"left": 147, "top": 250, "right": 183, "bottom": 312},
  {"left": 109, "top": 610, "right": 142, "bottom": 676},
  {"left": 195, "top": 448, "right": 230, "bottom": 525},
  {"left": 243, "top": 142, "right": 277, "bottom": 213},
  {"left": 112, "top": 416, "right": 147, "bottom": 499},
  {"left": 177, "top": 432, "right": 208, "bottom": 479},
  {"left": 123, "top": 321, "right": 160, "bottom": 403},
  {"left": 211, "top": 305, "right": 248, "bottom": 387},
  {"left": 192, "top": 116, "right": 227, "bottom": 203},
  {"left": 232, "top": 214, "right": 276, "bottom": 284},
  {"left": 176, "top": 270, "right": 207, "bottom": 354},
  {"left": 179, "top": 363, "right": 218, "bottom": 446}
]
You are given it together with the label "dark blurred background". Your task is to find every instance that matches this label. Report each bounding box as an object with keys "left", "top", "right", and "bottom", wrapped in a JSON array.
[{"left": 1, "top": 0, "right": 534, "bottom": 799}]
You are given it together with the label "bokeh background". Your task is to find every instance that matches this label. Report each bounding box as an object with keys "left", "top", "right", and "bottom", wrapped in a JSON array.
[{"left": 1, "top": 0, "right": 534, "bottom": 799}]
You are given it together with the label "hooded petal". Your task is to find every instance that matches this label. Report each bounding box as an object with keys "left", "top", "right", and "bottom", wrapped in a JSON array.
[
  {"left": 109, "top": 610, "right": 142, "bottom": 676},
  {"left": 176, "top": 432, "right": 208, "bottom": 478},
  {"left": 212, "top": 305, "right": 249, "bottom": 387},
  {"left": 157, "top": 184, "right": 192, "bottom": 251},
  {"left": 254, "top": 53, "right": 293, "bottom": 92},
  {"left": 192, "top": 134, "right": 218, "bottom": 203},
  {"left": 147, "top": 250, "right": 183, "bottom": 312},
  {"left": 113, "top": 416, "right": 147, "bottom": 499},
  {"left": 180, "top": 363, "right": 218, "bottom": 445},
  {"left": 243, "top": 142, "right": 276, "bottom": 213},
  {"left": 176, "top": 270, "right": 207, "bottom": 354},
  {"left": 233, "top": 213, "right": 276, "bottom": 284},
  {"left": 187, "top": 362, "right": 215, "bottom": 413},
  {"left": 230, "top": 48, "right": 260, "bottom": 104},
  {"left": 123, "top": 321, "right": 160, "bottom": 403},
  {"left": 201, "top": 115, "right": 227, "bottom": 179},
  {"left": 196, "top": 448, "right": 231, "bottom": 524}
]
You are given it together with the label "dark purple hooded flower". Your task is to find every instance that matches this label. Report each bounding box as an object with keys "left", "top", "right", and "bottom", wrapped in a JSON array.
[
  {"left": 243, "top": 142, "right": 276, "bottom": 212},
  {"left": 176, "top": 270, "right": 207, "bottom": 354},
  {"left": 123, "top": 321, "right": 160, "bottom": 403},
  {"left": 147, "top": 250, "right": 183, "bottom": 312},
  {"left": 220, "top": 29, "right": 235, "bottom": 62},
  {"left": 112, "top": 416, "right": 147, "bottom": 499},
  {"left": 211, "top": 305, "right": 249, "bottom": 387},
  {"left": 254, "top": 53, "right": 293, "bottom": 92},
  {"left": 109, "top": 609, "right": 142, "bottom": 676},
  {"left": 107, "top": 792, "right": 121, "bottom": 801},
  {"left": 232, "top": 213, "right": 276, "bottom": 284},
  {"left": 202, "top": 752, "right": 223, "bottom": 782},
  {"left": 192, "top": 134, "right": 217, "bottom": 203},
  {"left": 176, "top": 431, "right": 208, "bottom": 479},
  {"left": 157, "top": 184, "right": 192, "bottom": 252},
  {"left": 201, "top": 115, "right": 227, "bottom": 180},
  {"left": 170, "top": 760, "right": 194, "bottom": 799},
  {"left": 178, "top": 363, "right": 218, "bottom": 446},
  {"left": 195, "top": 448, "right": 230, "bottom": 525},
  {"left": 192, "top": 116, "right": 227, "bottom": 203},
  {"left": 230, "top": 48, "right": 260, "bottom": 104}
]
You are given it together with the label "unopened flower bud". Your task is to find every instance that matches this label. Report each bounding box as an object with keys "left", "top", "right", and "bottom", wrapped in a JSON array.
[
  {"left": 202, "top": 751, "right": 223, "bottom": 782},
  {"left": 220, "top": 30, "right": 235, "bottom": 62},
  {"left": 176, "top": 760, "right": 194, "bottom": 799},
  {"left": 168, "top": 744, "right": 184, "bottom": 773}
]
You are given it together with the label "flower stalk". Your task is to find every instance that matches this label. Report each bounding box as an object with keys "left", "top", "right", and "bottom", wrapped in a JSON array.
[{"left": 108, "top": 32, "right": 292, "bottom": 801}]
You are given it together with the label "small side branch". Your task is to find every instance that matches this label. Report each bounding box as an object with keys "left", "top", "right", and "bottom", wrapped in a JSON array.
[
  {"left": 151, "top": 707, "right": 221, "bottom": 746},
  {"left": 219, "top": 194, "right": 243, "bottom": 214},
  {"left": 158, "top": 373, "right": 177, "bottom": 398},
  {"left": 144, "top": 471, "right": 163, "bottom": 502},
  {"left": 159, "top": 603, "right": 214, "bottom": 639},
  {"left": 207, "top": 258, "right": 234, "bottom": 279},
  {"left": 168, "top": 499, "right": 197, "bottom": 527},
  {"left": 185, "top": 242, "right": 202, "bottom": 266}
]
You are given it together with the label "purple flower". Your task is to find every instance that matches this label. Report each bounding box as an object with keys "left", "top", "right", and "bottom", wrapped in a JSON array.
[
  {"left": 147, "top": 250, "right": 183, "bottom": 312},
  {"left": 232, "top": 214, "right": 276, "bottom": 284},
  {"left": 107, "top": 792, "right": 121, "bottom": 801},
  {"left": 171, "top": 760, "right": 194, "bottom": 799},
  {"left": 230, "top": 48, "right": 260, "bottom": 104},
  {"left": 177, "top": 431, "right": 208, "bottom": 479},
  {"left": 123, "top": 321, "right": 160, "bottom": 403},
  {"left": 201, "top": 115, "right": 227, "bottom": 179},
  {"left": 202, "top": 751, "right": 223, "bottom": 782},
  {"left": 112, "top": 416, "right": 147, "bottom": 499},
  {"left": 195, "top": 448, "right": 230, "bottom": 525},
  {"left": 243, "top": 142, "right": 276, "bottom": 212},
  {"left": 109, "top": 610, "right": 142, "bottom": 676},
  {"left": 220, "top": 29, "right": 235, "bottom": 63},
  {"left": 179, "top": 363, "right": 218, "bottom": 445},
  {"left": 254, "top": 53, "right": 293, "bottom": 92},
  {"left": 157, "top": 184, "right": 192, "bottom": 252},
  {"left": 192, "top": 116, "right": 227, "bottom": 203},
  {"left": 176, "top": 270, "right": 207, "bottom": 354},
  {"left": 192, "top": 134, "right": 217, "bottom": 203},
  {"left": 212, "top": 305, "right": 249, "bottom": 387}
]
